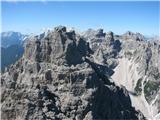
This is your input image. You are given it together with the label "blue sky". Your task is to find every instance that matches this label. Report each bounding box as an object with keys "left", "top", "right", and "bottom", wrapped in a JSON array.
[{"left": 1, "top": 1, "right": 160, "bottom": 36}]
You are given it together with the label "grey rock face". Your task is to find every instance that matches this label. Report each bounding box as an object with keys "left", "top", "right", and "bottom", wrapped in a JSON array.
[
  {"left": 121, "top": 31, "right": 145, "bottom": 41},
  {"left": 121, "top": 39, "right": 160, "bottom": 101},
  {"left": 81, "top": 29, "right": 160, "bottom": 119},
  {"left": 1, "top": 61, "right": 144, "bottom": 120},
  {"left": 1, "top": 26, "right": 146, "bottom": 120},
  {"left": 83, "top": 28, "right": 106, "bottom": 51},
  {"left": 116, "top": 34, "right": 160, "bottom": 119},
  {"left": 24, "top": 26, "right": 89, "bottom": 66}
]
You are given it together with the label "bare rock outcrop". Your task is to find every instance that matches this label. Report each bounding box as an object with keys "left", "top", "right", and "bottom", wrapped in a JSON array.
[{"left": 1, "top": 26, "right": 145, "bottom": 120}]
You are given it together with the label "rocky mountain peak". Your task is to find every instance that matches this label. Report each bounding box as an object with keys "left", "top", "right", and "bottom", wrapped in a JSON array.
[
  {"left": 24, "top": 26, "right": 89, "bottom": 66},
  {"left": 122, "top": 31, "right": 145, "bottom": 41},
  {"left": 83, "top": 28, "right": 106, "bottom": 40},
  {"left": 2, "top": 26, "right": 159, "bottom": 120},
  {"left": 95, "top": 29, "right": 105, "bottom": 37},
  {"left": 105, "top": 31, "right": 114, "bottom": 42},
  {"left": 54, "top": 25, "right": 67, "bottom": 33}
]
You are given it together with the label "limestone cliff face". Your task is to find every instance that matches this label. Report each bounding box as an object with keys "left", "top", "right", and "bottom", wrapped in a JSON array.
[{"left": 2, "top": 26, "right": 159, "bottom": 120}]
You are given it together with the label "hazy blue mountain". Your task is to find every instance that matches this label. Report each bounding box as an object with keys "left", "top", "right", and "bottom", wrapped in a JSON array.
[
  {"left": 0, "top": 31, "right": 27, "bottom": 71},
  {"left": 0, "top": 31, "right": 50, "bottom": 71},
  {"left": 1, "top": 31, "right": 26, "bottom": 48},
  {"left": 1, "top": 45, "right": 24, "bottom": 71}
]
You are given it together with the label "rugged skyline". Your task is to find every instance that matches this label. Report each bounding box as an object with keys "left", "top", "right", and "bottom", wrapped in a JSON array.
[
  {"left": 1, "top": 1, "right": 159, "bottom": 120},
  {"left": 1, "top": 1, "right": 159, "bottom": 36},
  {"left": 1, "top": 26, "right": 160, "bottom": 120}
]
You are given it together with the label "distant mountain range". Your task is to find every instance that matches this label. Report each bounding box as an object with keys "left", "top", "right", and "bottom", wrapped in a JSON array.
[
  {"left": 1, "top": 45, "right": 24, "bottom": 71},
  {"left": 1, "top": 31, "right": 27, "bottom": 48},
  {"left": 0, "top": 31, "right": 27, "bottom": 71}
]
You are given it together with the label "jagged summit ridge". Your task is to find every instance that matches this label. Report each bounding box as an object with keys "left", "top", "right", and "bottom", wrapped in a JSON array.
[
  {"left": 24, "top": 26, "right": 90, "bottom": 66},
  {"left": 2, "top": 26, "right": 159, "bottom": 120}
]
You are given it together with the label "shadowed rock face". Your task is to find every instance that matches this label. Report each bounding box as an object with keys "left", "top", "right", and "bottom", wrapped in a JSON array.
[
  {"left": 1, "top": 26, "right": 146, "bottom": 120},
  {"left": 24, "top": 26, "right": 89, "bottom": 66}
]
